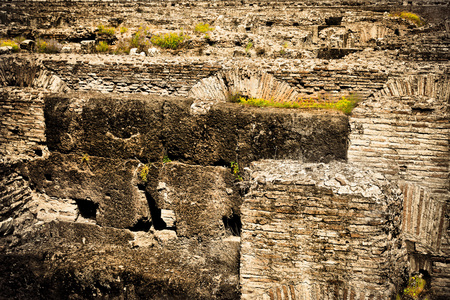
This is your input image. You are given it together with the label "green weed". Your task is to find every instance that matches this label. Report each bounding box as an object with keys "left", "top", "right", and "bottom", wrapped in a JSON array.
[
  {"left": 97, "top": 24, "right": 116, "bottom": 36},
  {"left": 151, "top": 31, "right": 190, "bottom": 50},
  {"left": 233, "top": 93, "right": 360, "bottom": 115},
  {"left": 0, "top": 40, "right": 19, "bottom": 52},
  {"left": 95, "top": 41, "right": 110, "bottom": 53},
  {"left": 231, "top": 161, "right": 243, "bottom": 181},
  {"left": 195, "top": 22, "right": 215, "bottom": 33},
  {"left": 245, "top": 42, "right": 253, "bottom": 52},
  {"left": 36, "top": 39, "right": 62, "bottom": 53},
  {"left": 162, "top": 156, "right": 172, "bottom": 164},
  {"left": 140, "top": 164, "right": 150, "bottom": 182},
  {"left": 390, "top": 11, "right": 426, "bottom": 27},
  {"left": 119, "top": 26, "right": 128, "bottom": 34}
]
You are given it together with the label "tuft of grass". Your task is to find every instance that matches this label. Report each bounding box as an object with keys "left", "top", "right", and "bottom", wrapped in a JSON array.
[
  {"left": 151, "top": 31, "right": 190, "bottom": 50},
  {"left": 97, "top": 24, "right": 116, "bottom": 36},
  {"left": 162, "top": 156, "right": 172, "bottom": 163},
  {"left": 140, "top": 164, "right": 150, "bottom": 182},
  {"left": 195, "top": 22, "right": 215, "bottom": 33},
  {"left": 36, "top": 39, "right": 62, "bottom": 53},
  {"left": 114, "top": 38, "right": 131, "bottom": 54},
  {"left": 119, "top": 26, "right": 128, "bottom": 34},
  {"left": 231, "top": 161, "right": 243, "bottom": 181},
  {"left": 390, "top": 11, "right": 426, "bottom": 27},
  {"left": 0, "top": 40, "right": 19, "bottom": 52},
  {"left": 245, "top": 42, "right": 253, "bottom": 52},
  {"left": 95, "top": 41, "right": 110, "bottom": 53},
  {"left": 232, "top": 93, "right": 360, "bottom": 115}
]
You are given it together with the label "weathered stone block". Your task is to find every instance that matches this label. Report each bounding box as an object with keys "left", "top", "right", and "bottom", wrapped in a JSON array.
[
  {"left": 154, "top": 162, "right": 240, "bottom": 238},
  {"left": 24, "top": 152, "right": 150, "bottom": 229}
]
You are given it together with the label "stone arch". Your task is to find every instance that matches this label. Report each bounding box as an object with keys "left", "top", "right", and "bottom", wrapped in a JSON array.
[
  {"left": 372, "top": 73, "right": 450, "bottom": 101},
  {"left": 188, "top": 69, "right": 300, "bottom": 103},
  {"left": 0, "top": 57, "right": 68, "bottom": 93}
]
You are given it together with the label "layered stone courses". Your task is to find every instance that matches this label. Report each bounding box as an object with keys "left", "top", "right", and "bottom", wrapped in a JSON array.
[
  {"left": 0, "top": 88, "right": 47, "bottom": 162},
  {"left": 240, "top": 160, "right": 406, "bottom": 300},
  {"left": 400, "top": 183, "right": 445, "bottom": 252}
]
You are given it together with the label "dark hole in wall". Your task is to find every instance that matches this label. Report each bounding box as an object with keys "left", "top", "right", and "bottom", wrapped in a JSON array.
[
  {"left": 317, "top": 48, "right": 358, "bottom": 59},
  {"left": 34, "top": 149, "right": 43, "bottom": 157},
  {"left": 44, "top": 173, "right": 52, "bottom": 181},
  {"left": 266, "top": 21, "right": 274, "bottom": 27},
  {"left": 412, "top": 107, "right": 434, "bottom": 114},
  {"left": 69, "top": 34, "right": 96, "bottom": 43},
  {"left": 128, "top": 217, "right": 152, "bottom": 232},
  {"left": 222, "top": 213, "right": 242, "bottom": 236},
  {"left": 213, "top": 159, "right": 229, "bottom": 168},
  {"left": 293, "top": 22, "right": 299, "bottom": 26},
  {"left": 143, "top": 189, "right": 166, "bottom": 230},
  {"left": 10, "top": 127, "right": 20, "bottom": 135},
  {"left": 394, "top": 28, "right": 400, "bottom": 36},
  {"left": 325, "top": 17, "right": 343, "bottom": 26},
  {"left": 75, "top": 199, "right": 98, "bottom": 220}
]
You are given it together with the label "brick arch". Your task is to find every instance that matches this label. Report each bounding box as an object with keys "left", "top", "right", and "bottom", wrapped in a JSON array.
[
  {"left": 372, "top": 73, "right": 450, "bottom": 100},
  {"left": 188, "top": 69, "right": 300, "bottom": 103},
  {"left": 0, "top": 57, "right": 68, "bottom": 92}
]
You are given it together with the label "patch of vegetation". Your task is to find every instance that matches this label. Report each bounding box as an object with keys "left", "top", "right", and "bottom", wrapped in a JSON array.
[
  {"left": 119, "top": 26, "right": 128, "bottom": 34},
  {"left": 131, "top": 26, "right": 151, "bottom": 52},
  {"left": 114, "top": 38, "right": 132, "bottom": 54},
  {"left": 140, "top": 164, "right": 150, "bottom": 182},
  {"left": 97, "top": 24, "right": 116, "bottom": 36},
  {"left": 162, "top": 156, "right": 172, "bottom": 164},
  {"left": 0, "top": 40, "right": 19, "bottom": 52},
  {"left": 114, "top": 25, "right": 151, "bottom": 54},
  {"left": 195, "top": 22, "right": 215, "bottom": 33},
  {"left": 36, "top": 39, "right": 62, "bottom": 53},
  {"left": 396, "top": 275, "right": 429, "bottom": 299},
  {"left": 245, "top": 42, "right": 253, "bottom": 52},
  {"left": 231, "top": 93, "right": 360, "bottom": 115},
  {"left": 151, "top": 31, "right": 190, "bottom": 50},
  {"left": 390, "top": 11, "right": 426, "bottom": 27},
  {"left": 80, "top": 154, "right": 91, "bottom": 168},
  {"left": 231, "top": 161, "right": 243, "bottom": 181},
  {"left": 95, "top": 41, "right": 110, "bottom": 53}
]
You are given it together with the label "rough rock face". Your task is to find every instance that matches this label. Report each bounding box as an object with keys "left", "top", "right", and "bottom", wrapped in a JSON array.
[{"left": 44, "top": 92, "right": 349, "bottom": 165}]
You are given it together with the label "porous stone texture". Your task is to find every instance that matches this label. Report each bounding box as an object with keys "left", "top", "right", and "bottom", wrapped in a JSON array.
[
  {"left": 44, "top": 92, "right": 349, "bottom": 165},
  {"left": 240, "top": 160, "right": 407, "bottom": 300},
  {"left": 154, "top": 162, "right": 241, "bottom": 238}
]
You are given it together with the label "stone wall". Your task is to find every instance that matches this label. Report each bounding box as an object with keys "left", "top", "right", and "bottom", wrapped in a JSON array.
[
  {"left": 0, "top": 164, "right": 33, "bottom": 237},
  {"left": 349, "top": 74, "right": 449, "bottom": 198},
  {"left": 348, "top": 72, "right": 450, "bottom": 299},
  {"left": 32, "top": 54, "right": 405, "bottom": 99},
  {"left": 0, "top": 88, "right": 47, "bottom": 163},
  {"left": 240, "top": 160, "right": 406, "bottom": 300}
]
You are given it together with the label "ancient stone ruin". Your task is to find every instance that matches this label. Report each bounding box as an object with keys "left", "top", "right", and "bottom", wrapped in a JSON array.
[{"left": 0, "top": 0, "right": 449, "bottom": 299}]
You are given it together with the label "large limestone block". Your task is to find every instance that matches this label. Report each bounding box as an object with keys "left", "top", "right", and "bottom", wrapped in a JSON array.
[
  {"left": 24, "top": 152, "right": 150, "bottom": 229},
  {"left": 154, "top": 162, "right": 240, "bottom": 238}
]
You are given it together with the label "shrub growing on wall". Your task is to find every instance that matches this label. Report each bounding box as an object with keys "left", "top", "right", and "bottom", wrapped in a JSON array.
[
  {"left": 36, "top": 39, "right": 62, "bottom": 53},
  {"left": 0, "top": 40, "right": 19, "bottom": 52},
  {"left": 151, "top": 32, "right": 190, "bottom": 50}
]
